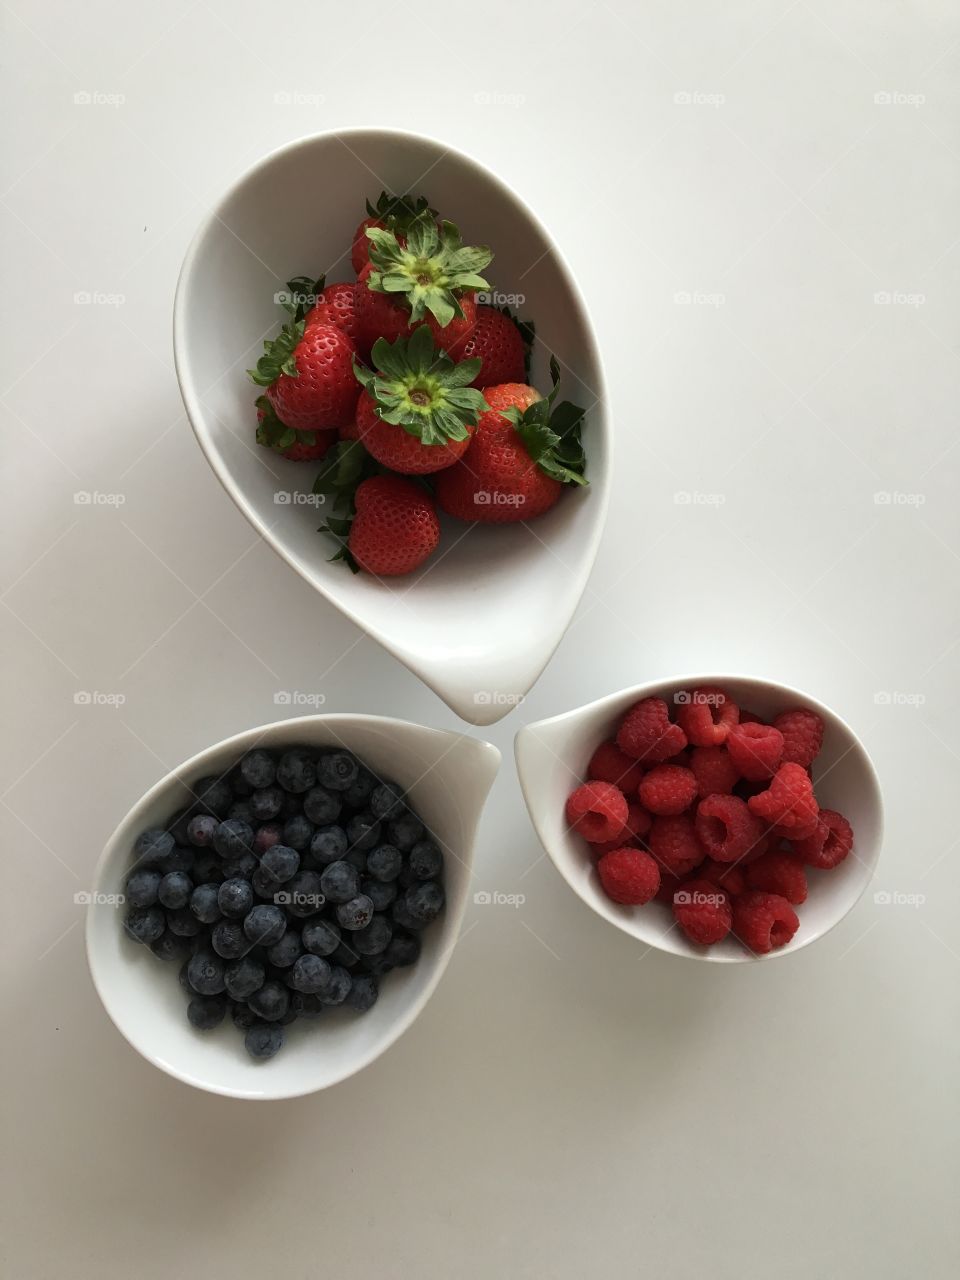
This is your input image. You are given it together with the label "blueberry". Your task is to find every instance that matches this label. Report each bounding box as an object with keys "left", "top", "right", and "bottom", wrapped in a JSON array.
[
  {"left": 240, "top": 749, "right": 276, "bottom": 790},
  {"left": 262, "top": 844, "right": 299, "bottom": 884},
  {"left": 251, "top": 787, "right": 283, "bottom": 822},
  {"left": 227, "top": 800, "right": 255, "bottom": 826},
  {"left": 284, "top": 870, "right": 324, "bottom": 918},
  {"left": 218, "top": 877, "right": 254, "bottom": 919},
  {"left": 192, "top": 852, "right": 222, "bottom": 884},
  {"left": 166, "top": 906, "right": 203, "bottom": 937},
  {"left": 370, "top": 781, "right": 405, "bottom": 821},
  {"left": 301, "top": 785, "right": 340, "bottom": 827},
  {"left": 404, "top": 880, "right": 445, "bottom": 925},
  {"left": 252, "top": 867, "right": 283, "bottom": 900},
  {"left": 187, "top": 951, "right": 226, "bottom": 995},
  {"left": 245, "top": 1022, "right": 285, "bottom": 1060},
  {"left": 253, "top": 821, "right": 283, "bottom": 854},
  {"left": 366, "top": 844, "right": 402, "bottom": 883},
  {"left": 352, "top": 914, "right": 393, "bottom": 955},
  {"left": 125, "top": 867, "right": 161, "bottom": 908},
  {"left": 191, "top": 775, "right": 233, "bottom": 818},
  {"left": 319, "top": 860, "right": 359, "bottom": 904},
  {"left": 336, "top": 894, "right": 374, "bottom": 932},
  {"left": 189, "top": 882, "right": 221, "bottom": 924},
  {"left": 384, "top": 930, "right": 421, "bottom": 967},
  {"left": 248, "top": 980, "right": 289, "bottom": 1021},
  {"left": 267, "top": 930, "right": 303, "bottom": 969},
  {"left": 220, "top": 851, "right": 257, "bottom": 880},
  {"left": 388, "top": 811, "right": 425, "bottom": 851},
  {"left": 346, "top": 974, "right": 379, "bottom": 1013},
  {"left": 291, "top": 954, "right": 332, "bottom": 994},
  {"left": 317, "top": 750, "right": 359, "bottom": 792},
  {"left": 224, "top": 954, "right": 266, "bottom": 1000},
  {"left": 409, "top": 839, "right": 443, "bottom": 881},
  {"left": 391, "top": 897, "right": 421, "bottom": 932},
  {"left": 343, "top": 767, "right": 376, "bottom": 809},
  {"left": 150, "top": 929, "right": 192, "bottom": 962},
  {"left": 291, "top": 992, "right": 325, "bottom": 1019},
  {"left": 133, "top": 828, "right": 174, "bottom": 868},
  {"left": 309, "top": 825, "right": 348, "bottom": 866},
  {"left": 346, "top": 813, "right": 381, "bottom": 851},
  {"left": 362, "top": 877, "right": 398, "bottom": 912},
  {"left": 187, "top": 995, "right": 227, "bottom": 1030},
  {"left": 330, "top": 938, "right": 360, "bottom": 969},
  {"left": 186, "top": 813, "right": 218, "bottom": 848},
  {"left": 231, "top": 1001, "right": 258, "bottom": 1031},
  {"left": 158, "top": 871, "right": 193, "bottom": 910},
  {"left": 302, "top": 919, "right": 341, "bottom": 957},
  {"left": 282, "top": 814, "right": 314, "bottom": 852},
  {"left": 162, "top": 845, "right": 196, "bottom": 874},
  {"left": 213, "top": 819, "right": 253, "bottom": 859},
  {"left": 318, "top": 965, "right": 352, "bottom": 1006},
  {"left": 276, "top": 749, "right": 316, "bottom": 794},
  {"left": 243, "top": 904, "right": 286, "bottom": 946},
  {"left": 210, "top": 919, "right": 250, "bottom": 959}
]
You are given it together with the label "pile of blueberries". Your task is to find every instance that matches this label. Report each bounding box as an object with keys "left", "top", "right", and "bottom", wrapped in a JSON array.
[{"left": 122, "top": 744, "right": 444, "bottom": 1060}]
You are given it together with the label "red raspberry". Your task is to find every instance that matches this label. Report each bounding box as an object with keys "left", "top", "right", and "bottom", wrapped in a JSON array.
[
  {"left": 747, "top": 763, "right": 818, "bottom": 834},
  {"left": 689, "top": 745, "right": 740, "bottom": 798},
  {"left": 694, "top": 794, "right": 766, "bottom": 863},
  {"left": 565, "top": 782, "right": 628, "bottom": 843},
  {"left": 732, "top": 891, "right": 799, "bottom": 954},
  {"left": 597, "top": 847, "right": 660, "bottom": 905},
  {"left": 674, "top": 686, "right": 739, "bottom": 746},
  {"left": 744, "top": 850, "right": 808, "bottom": 904},
  {"left": 699, "top": 858, "right": 746, "bottom": 896},
  {"left": 647, "top": 813, "right": 705, "bottom": 877},
  {"left": 592, "top": 802, "right": 653, "bottom": 856},
  {"left": 588, "top": 740, "right": 644, "bottom": 793},
  {"left": 726, "top": 722, "right": 784, "bottom": 781},
  {"left": 794, "top": 809, "right": 853, "bottom": 870},
  {"left": 638, "top": 764, "right": 698, "bottom": 816},
  {"left": 773, "top": 707, "right": 824, "bottom": 768},
  {"left": 673, "top": 879, "right": 733, "bottom": 945},
  {"left": 617, "top": 697, "right": 687, "bottom": 763}
]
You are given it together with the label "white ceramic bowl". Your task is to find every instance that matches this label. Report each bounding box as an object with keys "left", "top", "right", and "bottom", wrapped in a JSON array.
[
  {"left": 515, "top": 676, "right": 883, "bottom": 963},
  {"left": 173, "top": 129, "right": 609, "bottom": 726},
  {"left": 86, "top": 715, "right": 500, "bottom": 1098}
]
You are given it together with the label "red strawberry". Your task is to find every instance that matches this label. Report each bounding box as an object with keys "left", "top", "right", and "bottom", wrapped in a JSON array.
[
  {"left": 353, "top": 326, "right": 488, "bottom": 475},
  {"left": 255, "top": 396, "right": 338, "bottom": 461},
  {"left": 346, "top": 475, "right": 440, "bottom": 576},
  {"left": 305, "top": 282, "right": 358, "bottom": 345},
  {"left": 435, "top": 360, "right": 588, "bottom": 523},
  {"left": 248, "top": 320, "right": 359, "bottom": 431},
  {"left": 350, "top": 191, "right": 435, "bottom": 275},
  {"left": 461, "top": 306, "right": 529, "bottom": 387}
]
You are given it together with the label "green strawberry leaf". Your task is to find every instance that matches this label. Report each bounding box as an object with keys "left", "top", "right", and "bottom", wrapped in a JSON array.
[
  {"left": 365, "top": 215, "right": 493, "bottom": 327},
  {"left": 494, "top": 304, "right": 536, "bottom": 377},
  {"left": 247, "top": 319, "right": 305, "bottom": 387},
  {"left": 501, "top": 372, "right": 588, "bottom": 486},
  {"left": 312, "top": 438, "right": 380, "bottom": 514},
  {"left": 281, "top": 274, "right": 325, "bottom": 322},
  {"left": 254, "top": 396, "right": 300, "bottom": 454},
  {"left": 365, "top": 191, "right": 437, "bottom": 236},
  {"left": 318, "top": 512, "right": 360, "bottom": 573}
]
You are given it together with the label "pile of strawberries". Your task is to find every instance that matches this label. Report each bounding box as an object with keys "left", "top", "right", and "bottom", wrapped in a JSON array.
[
  {"left": 248, "top": 192, "right": 588, "bottom": 577},
  {"left": 565, "top": 687, "right": 855, "bottom": 955}
]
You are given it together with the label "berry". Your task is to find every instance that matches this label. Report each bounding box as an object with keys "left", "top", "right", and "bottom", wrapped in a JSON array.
[
  {"left": 228, "top": 800, "right": 255, "bottom": 826},
  {"left": 732, "top": 891, "right": 800, "bottom": 954},
  {"left": 249, "top": 316, "right": 359, "bottom": 432},
  {"left": 150, "top": 931, "right": 192, "bottom": 962},
  {"left": 587, "top": 740, "right": 645, "bottom": 793},
  {"left": 565, "top": 781, "right": 629, "bottom": 843},
  {"left": 344, "top": 768, "right": 376, "bottom": 809},
  {"left": 165, "top": 907, "right": 203, "bottom": 938},
  {"left": 210, "top": 919, "right": 250, "bottom": 959},
  {"left": 346, "top": 974, "right": 379, "bottom": 1012},
  {"left": 305, "top": 282, "right": 359, "bottom": 344},
  {"left": 187, "top": 995, "right": 227, "bottom": 1031},
  {"left": 596, "top": 847, "right": 660, "bottom": 905},
  {"left": 123, "top": 906, "right": 165, "bottom": 946},
  {"left": 282, "top": 814, "right": 314, "bottom": 852},
  {"left": 616, "top": 698, "right": 687, "bottom": 764},
  {"left": 408, "top": 839, "right": 443, "bottom": 880},
  {"left": 213, "top": 819, "right": 253, "bottom": 859},
  {"left": 267, "top": 929, "right": 304, "bottom": 968},
  {"left": 217, "top": 877, "right": 254, "bottom": 919},
  {"left": 694, "top": 794, "right": 766, "bottom": 863},
  {"left": 245, "top": 1022, "right": 285, "bottom": 1060},
  {"left": 125, "top": 868, "right": 161, "bottom": 909},
  {"left": 248, "top": 980, "right": 290, "bottom": 1022},
  {"left": 240, "top": 749, "right": 275, "bottom": 789},
  {"left": 384, "top": 931, "right": 420, "bottom": 967},
  {"left": 773, "top": 707, "right": 824, "bottom": 768},
  {"left": 283, "top": 870, "right": 323, "bottom": 918},
  {"left": 794, "top": 809, "right": 853, "bottom": 870},
  {"left": 301, "top": 785, "right": 339, "bottom": 827},
  {"left": 747, "top": 763, "right": 819, "bottom": 834},
  {"left": 370, "top": 781, "right": 405, "bottom": 820},
  {"left": 277, "top": 749, "right": 316, "bottom": 794},
  {"left": 291, "top": 954, "right": 332, "bottom": 994},
  {"left": 187, "top": 951, "right": 226, "bottom": 996},
  {"left": 674, "top": 687, "right": 739, "bottom": 747},
  {"left": 698, "top": 858, "right": 747, "bottom": 896},
  {"left": 461, "top": 306, "right": 527, "bottom": 386},
  {"left": 260, "top": 844, "right": 300, "bottom": 885},
  {"left": 336, "top": 894, "right": 375, "bottom": 931},
  {"left": 673, "top": 880, "right": 733, "bottom": 945},
  {"left": 367, "top": 843, "right": 403, "bottom": 882},
  {"left": 318, "top": 966, "right": 352, "bottom": 1005},
  {"left": 157, "top": 871, "right": 192, "bottom": 910},
  {"left": 404, "top": 880, "right": 444, "bottom": 925},
  {"left": 314, "top": 752, "right": 358, "bottom": 793},
  {"left": 362, "top": 877, "right": 398, "bottom": 912},
  {"left": 689, "top": 746, "right": 740, "bottom": 798},
  {"left": 224, "top": 955, "right": 266, "bottom": 1000},
  {"left": 647, "top": 814, "right": 705, "bottom": 877},
  {"left": 346, "top": 812, "right": 381, "bottom": 851},
  {"left": 388, "top": 812, "right": 424, "bottom": 851},
  {"left": 638, "top": 764, "right": 698, "bottom": 816},
  {"left": 133, "top": 828, "right": 175, "bottom": 867},
  {"left": 745, "top": 851, "right": 808, "bottom": 904},
  {"left": 352, "top": 915, "right": 393, "bottom": 955},
  {"left": 186, "top": 814, "right": 218, "bottom": 847},
  {"left": 302, "top": 919, "right": 341, "bottom": 957},
  {"left": 347, "top": 474, "right": 441, "bottom": 577},
  {"left": 191, "top": 776, "right": 234, "bottom": 818},
  {"left": 726, "top": 722, "right": 784, "bottom": 781},
  {"left": 251, "top": 787, "right": 283, "bottom": 822},
  {"left": 243, "top": 904, "right": 287, "bottom": 947},
  {"left": 320, "top": 861, "right": 360, "bottom": 905},
  {"left": 309, "top": 825, "right": 348, "bottom": 865}
]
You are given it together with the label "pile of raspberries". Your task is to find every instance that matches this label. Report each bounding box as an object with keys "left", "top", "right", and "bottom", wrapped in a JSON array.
[{"left": 564, "top": 687, "right": 854, "bottom": 954}]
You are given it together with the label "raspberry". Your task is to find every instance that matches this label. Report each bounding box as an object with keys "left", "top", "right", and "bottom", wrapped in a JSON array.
[
  {"left": 592, "top": 802, "right": 652, "bottom": 856},
  {"left": 747, "top": 763, "right": 818, "bottom": 834},
  {"left": 689, "top": 746, "right": 740, "bottom": 798},
  {"left": 794, "top": 809, "right": 853, "bottom": 870},
  {"left": 672, "top": 879, "right": 732, "bottom": 945},
  {"left": 744, "top": 850, "right": 808, "bottom": 904},
  {"left": 588, "top": 740, "right": 645, "bottom": 793},
  {"left": 638, "top": 764, "right": 698, "bottom": 816},
  {"left": 617, "top": 698, "right": 687, "bottom": 763},
  {"left": 773, "top": 707, "right": 824, "bottom": 768},
  {"left": 732, "top": 891, "right": 799, "bottom": 954},
  {"left": 647, "top": 814, "right": 705, "bottom": 877},
  {"left": 674, "top": 686, "right": 739, "bottom": 746},
  {"left": 597, "top": 847, "right": 660, "bottom": 905},
  {"left": 694, "top": 794, "right": 765, "bottom": 863},
  {"left": 726, "top": 722, "right": 784, "bottom": 781},
  {"left": 565, "top": 781, "right": 628, "bottom": 843},
  {"left": 698, "top": 858, "right": 746, "bottom": 896}
]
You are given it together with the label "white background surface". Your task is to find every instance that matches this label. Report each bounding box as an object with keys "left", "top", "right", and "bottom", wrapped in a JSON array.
[{"left": 2, "top": 2, "right": 958, "bottom": 1276}]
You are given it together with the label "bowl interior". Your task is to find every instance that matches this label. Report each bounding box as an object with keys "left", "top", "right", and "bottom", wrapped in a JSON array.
[
  {"left": 174, "top": 130, "right": 609, "bottom": 725},
  {"left": 515, "top": 677, "right": 883, "bottom": 963},
  {"left": 87, "top": 717, "right": 499, "bottom": 1097}
]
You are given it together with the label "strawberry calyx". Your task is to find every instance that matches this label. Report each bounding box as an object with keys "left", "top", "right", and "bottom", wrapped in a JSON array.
[
  {"left": 313, "top": 439, "right": 383, "bottom": 574},
  {"left": 353, "top": 325, "right": 489, "bottom": 446},
  {"left": 365, "top": 217, "right": 492, "bottom": 329},
  {"left": 279, "top": 274, "right": 326, "bottom": 323},
  {"left": 255, "top": 396, "right": 316, "bottom": 453},
  {"left": 365, "top": 191, "right": 437, "bottom": 235},
  {"left": 248, "top": 318, "right": 305, "bottom": 387},
  {"left": 501, "top": 356, "right": 588, "bottom": 486}
]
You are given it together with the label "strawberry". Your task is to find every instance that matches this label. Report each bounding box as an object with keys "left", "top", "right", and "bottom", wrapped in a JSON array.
[
  {"left": 460, "top": 306, "right": 531, "bottom": 387},
  {"left": 344, "top": 474, "right": 441, "bottom": 576},
  {"left": 435, "top": 358, "right": 588, "bottom": 523},
  {"left": 351, "top": 191, "right": 435, "bottom": 275},
  {"left": 248, "top": 319, "right": 359, "bottom": 431},
  {"left": 355, "top": 216, "right": 492, "bottom": 359},
  {"left": 255, "top": 396, "right": 338, "bottom": 461},
  {"left": 305, "top": 282, "right": 358, "bottom": 345},
  {"left": 352, "top": 326, "right": 489, "bottom": 474}
]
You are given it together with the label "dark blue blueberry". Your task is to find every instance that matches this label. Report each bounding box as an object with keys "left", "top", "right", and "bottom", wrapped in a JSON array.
[
  {"left": 253, "top": 822, "right": 283, "bottom": 854},
  {"left": 409, "top": 839, "right": 443, "bottom": 881},
  {"left": 224, "top": 954, "right": 266, "bottom": 1000},
  {"left": 240, "top": 749, "right": 276, "bottom": 789},
  {"left": 261, "top": 844, "right": 299, "bottom": 884},
  {"left": 220, "top": 851, "right": 257, "bottom": 880},
  {"left": 309, "top": 825, "right": 348, "bottom": 866},
  {"left": 158, "top": 871, "right": 193, "bottom": 910},
  {"left": 245, "top": 1022, "right": 285, "bottom": 1060},
  {"left": 346, "top": 812, "right": 381, "bottom": 851},
  {"left": 186, "top": 814, "right": 218, "bottom": 847},
  {"left": 248, "top": 980, "right": 289, "bottom": 1022},
  {"left": 227, "top": 800, "right": 255, "bottom": 826},
  {"left": 336, "top": 894, "right": 374, "bottom": 932},
  {"left": 291, "top": 992, "right": 325, "bottom": 1019},
  {"left": 267, "top": 929, "right": 303, "bottom": 968},
  {"left": 391, "top": 896, "right": 422, "bottom": 932},
  {"left": 319, "top": 860, "right": 359, "bottom": 904},
  {"left": 370, "top": 781, "right": 405, "bottom": 820},
  {"left": 150, "top": 929, "right": 192, "bottom": 962},
  {"left": 191, "top": 851, "right": 222, "bottom": 884},
  {"left": 189, "top": 882, "right": 222, "bottom": 924},
  {"left": 125, "top": 867, "right": 161, "bottom": 908},
  {"left": 218, "top": 877, "right": 254, "bottom": 919},
  {"left": 291, "top": 954, "right": 332, "bottom": 994},
  {"left": 384, "top": 930, "right": 421, "bottom": 967},
  {"left": 252, "top": 867, "right": 282, "bottom": 900},
  {"left": 303, "top": 785, "right": 341, "bottom": 825},
  {"left": 161, "top": 844, "right": 196, "bottom": 874},
  {"left": 366, "top": 844, "right": 402, "bottom": 883},
  {"left": 330, "top": 938, "right": 360, "bottom": 969},
  {"left": 191, "top": 775, "right": 233, "bottom": 818},
  {"left": 302, "top": 919, "right": 341, "bottom": 957},
  {"left": 251, "top": 787, "right": 283, "bottom": 822},
  {"left": 318, "top": 965, "right": 352, "bottom": 1006},
  {"left": 317, "top": 750, "right": 359, "bottom": 792},
  {"left": 361, "top": 877, "right": 398, "bottom": 912},
  {"left": 352, "top": 914, "right": 392, "bottom": 955},
  {"left": 276, "top": 749, "right": 316, "bottom": 794},
  {"left": 282, "top": 814, "right": 314, "bottom": 852},
  {"left": 388, "top": 811, "right": 424, "bottom": 851},
  {"left": 283, "top": 870, "right": 324, "bottom": 918},
  {"left": 346, "top": 974, "right": 379, "bottom": 1013},
  {"left": 166, "top": 906, "right": 203, "bottom": 937},
  {"left": 210, "top": 919, "right": 250, "bottom": 959},
  {"left": 231, "top": 1001, "right": 258, "bottom": 1031},
  {"left": 187, "top": 994, "right": 227, "bottom": 1030},
  {"left": 243, "top": 904, "right": 286, "bottom": 946},
  {"left": 404, "top": 880, "right": 445, "bottom": 925},
  {"left": 343, "top": 767, "right": 376, "bottom": 809},
  {"left": 187, "top": 950, "right": 226, "bottom": 996},
  {"left": 133, "top": 828, "right": 174, "bottom": 868},
  {"left": 213, "top": 819, "right": 253, "bottom": 859}
]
